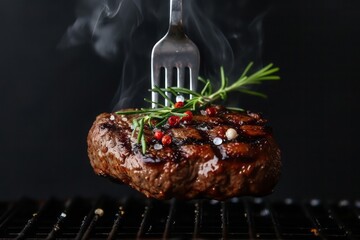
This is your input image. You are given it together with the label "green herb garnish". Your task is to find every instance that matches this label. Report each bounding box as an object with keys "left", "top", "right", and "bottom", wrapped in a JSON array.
[{"left": 116, "top": 62, "right": 280, "bottom": 154}]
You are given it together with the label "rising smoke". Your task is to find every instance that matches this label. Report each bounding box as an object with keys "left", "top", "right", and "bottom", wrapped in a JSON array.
[{"left": 60, "top": 0, "right": 270, "bottom": 109}]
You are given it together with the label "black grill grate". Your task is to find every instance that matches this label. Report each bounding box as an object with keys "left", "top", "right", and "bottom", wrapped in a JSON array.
[{"left": 0, "top": 197, "right": 359, "bottom": 239}]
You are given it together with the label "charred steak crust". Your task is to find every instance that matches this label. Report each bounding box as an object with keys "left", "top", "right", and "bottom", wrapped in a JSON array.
[{"left": 87, "top": 106, "right": 281, "bottom": 200}]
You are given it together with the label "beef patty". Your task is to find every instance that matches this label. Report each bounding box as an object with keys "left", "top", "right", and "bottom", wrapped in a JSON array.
[{"left": 87, "top": 106, "right": 281, "bottom": 200}]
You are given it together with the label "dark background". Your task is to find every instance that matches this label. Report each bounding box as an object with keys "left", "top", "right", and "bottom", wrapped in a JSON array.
[{"left": 1, "top": 0, "right": 359, "bottom": 200}]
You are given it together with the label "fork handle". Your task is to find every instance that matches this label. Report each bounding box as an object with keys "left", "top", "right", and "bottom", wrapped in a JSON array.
[{"left": 169, "top": 0, "right": 183, "bottom": 27}]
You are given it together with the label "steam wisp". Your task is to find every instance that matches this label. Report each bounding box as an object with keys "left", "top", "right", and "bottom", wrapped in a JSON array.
[{"left": 60, "top": 0, "right": 269, "bottom": 110}]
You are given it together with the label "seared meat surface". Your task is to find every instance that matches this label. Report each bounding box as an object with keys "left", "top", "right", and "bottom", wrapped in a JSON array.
[{"left": 87, "top": 106, "right": 281, "bottom": 200}]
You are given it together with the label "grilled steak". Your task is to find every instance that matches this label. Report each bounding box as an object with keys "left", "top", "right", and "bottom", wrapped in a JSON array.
[{"left": 87, "top": 106, "right": 281, "bottom": 200}]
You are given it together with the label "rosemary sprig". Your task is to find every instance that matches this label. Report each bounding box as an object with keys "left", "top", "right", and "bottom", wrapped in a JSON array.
[{"left": 116, "top": 62, "right": 280, "bottom": 154}]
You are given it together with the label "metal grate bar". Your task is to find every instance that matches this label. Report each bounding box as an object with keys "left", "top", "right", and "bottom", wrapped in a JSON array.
[
  {"left": 0, "top": 201, "right": 16, "bottom": 232},
  {"left": 60, "top": 198, "right": 92, "bottom": 238},
  {"left": 163, "top": 198, "right": 176, "bottom": 239},
  {"left": 328, "top": 200, "right": 359, "bottom": 240},
  {"left": 136, "top": 203, "right": 151, "bottom": 238},
  {"left": 250, "top": 198, "right": 279, "bottom": 239},
  {"left": 302, "top": 199, "right": 327, "bottom": 239},
  {"left": 227, "top": 198, "right": 249, "bottom": 239},
  {"left": 0, "top": 198, "right": 35, "bottom": 237},
  {"left": 45, "top": 198, "right": 74, "bottom": 240},
  {"left": 109, "top": 198, "right": 145, "bottom": 238},
  {"left": 272, "top": 199, "right": 320, "bottom": 239},
  {"left": 74, "top": 197, "right": 105, "bottom": 240},
  {"left": 265, "top": 198, "right": 282, "bottom": 239},
  {"left": 0, "top": 202, "right": 11, "bottom": 226},
  {"left": 243, "top": 198, "right": 255, "bottom": 239},
  {"left": 199, "top": 200, "right": 222, "bottom": 238},
  {"left": 221, "top": 201, "right": 228, "bottom": 239},
  {"left": 305, "top": 199, "right": 357, "bottom": 239},
  {"left": 16, "top": 199, "right": 54, "bottom": 240},
  {"left": 167, "top": 199, "right": 196, "bottom": 238},
  {"left": 81, "top": 208, "right": 104, "bottom": 240},
  {"left": 16, "top": 205, "right": 42, "bottom": 239},
  {"left": 141, "top": 200, "right": 173, "bottom": 238},
  {"left": 193, "top": 200, "right": 202, "bottom": 238},
  {"left": 74, "top": 209, "right": 93, "bottom": 239},
  {"left": 333, "top": 200, "right": 360, "bottom": 238},
  {"left": 106, "top": 203, "right": 125, "bottom": 240}
]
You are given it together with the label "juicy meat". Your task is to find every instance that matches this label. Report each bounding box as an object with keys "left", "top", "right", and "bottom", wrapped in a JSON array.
[{"left": 87, "top": 106, "right": 281, "bottom": 200}]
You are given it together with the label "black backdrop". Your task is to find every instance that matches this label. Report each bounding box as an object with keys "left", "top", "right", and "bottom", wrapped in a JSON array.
[{"left": 1, "top": 0, "right": 360, "bottom": 200}]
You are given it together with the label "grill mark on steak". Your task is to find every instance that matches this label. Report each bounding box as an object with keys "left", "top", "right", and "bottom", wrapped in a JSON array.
[{"left": 195, "top": 122, "right": 224, "bottom": 163}]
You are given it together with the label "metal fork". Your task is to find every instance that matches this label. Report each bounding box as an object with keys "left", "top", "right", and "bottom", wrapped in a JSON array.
[{"left": 151, "top": 0, "right": 200, "bottom": 107}]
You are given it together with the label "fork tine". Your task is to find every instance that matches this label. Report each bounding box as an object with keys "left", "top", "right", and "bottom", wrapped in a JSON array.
[
  {"left": 177, "top": 67, "right": 185, "bottom": 88},
  {"left": 151, "top": 66, "right": 161, "bottom": 108},
  {"left": 189, "top": 67, "right": 199, "bottom": 98},
  {"left": 165, "top": 67, "right": 173, "bottom": 106}
]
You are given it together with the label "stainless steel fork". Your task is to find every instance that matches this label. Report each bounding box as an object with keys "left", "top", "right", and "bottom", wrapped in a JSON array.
[{"left": 151, "top": 0, "right": 200, "bottom": 107}]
